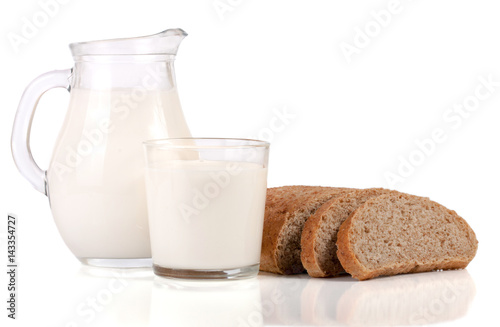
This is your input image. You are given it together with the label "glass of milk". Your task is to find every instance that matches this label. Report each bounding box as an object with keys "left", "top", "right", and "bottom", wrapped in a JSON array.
[{"left": 143, "top": 138, "right": 269, "bottom": 279}]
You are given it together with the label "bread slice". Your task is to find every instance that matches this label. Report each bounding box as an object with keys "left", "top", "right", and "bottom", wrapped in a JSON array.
[
  {"left": 260, "top": 186, "right": 355, "bottom": 274},
  {"left": 301, "top": 188, "right": 392, "bottom": 277},
  {"left": 336, "top": 193, "right": 478, "bottom": 280}
]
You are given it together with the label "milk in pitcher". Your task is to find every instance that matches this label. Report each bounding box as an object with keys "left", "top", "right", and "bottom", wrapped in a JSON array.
[{"left": 46, "top": 88, "right": 190, "bottom": 262}]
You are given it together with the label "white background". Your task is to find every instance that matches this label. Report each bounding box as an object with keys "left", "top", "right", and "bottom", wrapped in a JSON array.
[{"left": 1, "top": 0, "right": 499, "bottom": 326}]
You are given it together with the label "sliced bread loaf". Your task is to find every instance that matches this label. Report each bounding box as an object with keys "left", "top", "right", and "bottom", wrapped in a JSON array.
[
  {"left": 336, "top": 193, "right": 478, "bottom": 280},
  {"left": 301, "top": 188, "right": 393, "bottom": 277},
  {"left": 260, "top": 186, "right": 355, "bottom": 274}
]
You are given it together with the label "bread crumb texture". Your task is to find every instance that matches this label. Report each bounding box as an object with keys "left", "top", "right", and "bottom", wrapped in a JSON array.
[{"left": 338, "top": 192, "right": 478, "bottom": 280}]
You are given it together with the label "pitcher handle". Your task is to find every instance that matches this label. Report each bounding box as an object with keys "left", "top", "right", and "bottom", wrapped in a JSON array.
[{"left": 11, "top": 69, "right": 72, "bottom": 195}]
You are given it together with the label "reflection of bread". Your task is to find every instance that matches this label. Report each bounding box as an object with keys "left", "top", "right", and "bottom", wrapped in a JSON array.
[
  {"left": 335, "top": 270, "right": 475, "bottom": 326},
  {"left": 337, "top": 193, "right": 478, "bottom": 280},
  {"left": 301, "top": 188, "right": 392, "bottom": 277},
  {"left": 260, "top": 186, "right": 354, "bottom": 274},
  {"left": 301, "top": 276, "right": 353, "bottom": 326},
  {"left": 264, "top": 270, "right": 475, "bottom": 326},
  {"left": 258, "top": 273, "right": 309, "bottom": 325}
]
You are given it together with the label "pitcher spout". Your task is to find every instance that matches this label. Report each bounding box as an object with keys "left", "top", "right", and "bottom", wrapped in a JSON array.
[
  {"left": 146, "top": 28, "right": 188, "bottom": 55},
  {"left": 69, "top": 28, "right": 188, "bottom": 58},
  {"left": 154, "top": 28, "right": 188, "bottom": 53}
]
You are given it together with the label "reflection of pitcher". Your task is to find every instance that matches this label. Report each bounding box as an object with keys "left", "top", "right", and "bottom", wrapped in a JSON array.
[{"left": 11, "top": 29, "right": 191, "bottom": 267}]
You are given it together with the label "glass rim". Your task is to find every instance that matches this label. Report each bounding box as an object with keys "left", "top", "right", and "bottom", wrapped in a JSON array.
[{"left": 143, "top": 137, "right": 270, "bottom": 149}]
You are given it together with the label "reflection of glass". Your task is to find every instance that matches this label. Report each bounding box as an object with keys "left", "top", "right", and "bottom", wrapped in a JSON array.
[
  {"left": 302, "top": 270, "right": 476, "bottom": 326},
  {"left": 149, "top": 278, "right": 263, "bottom": 327}
]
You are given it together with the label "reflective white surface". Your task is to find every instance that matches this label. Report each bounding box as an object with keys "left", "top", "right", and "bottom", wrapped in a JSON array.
[
  {"left": 17, "top": 262, "right": 488, "bottom": 327},
  {"left": 3, "top": 1, "right": 500, "bottom": 326}
]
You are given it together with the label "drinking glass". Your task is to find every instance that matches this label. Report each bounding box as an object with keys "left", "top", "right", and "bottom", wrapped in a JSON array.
[{"left": 143, "top": 138, "right": 270, "bottom": 279}]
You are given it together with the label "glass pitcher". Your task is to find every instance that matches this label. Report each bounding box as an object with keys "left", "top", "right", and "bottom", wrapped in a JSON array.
[{"left": 11, "top": 29, "right": 191, "bottom": 268}]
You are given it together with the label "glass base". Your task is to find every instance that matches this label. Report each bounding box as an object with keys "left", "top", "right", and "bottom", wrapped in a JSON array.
[
  {"left": 79, "top": 257, "right": 152, "bottom": 268},
  {"left": 153, "top": 263, "right": 259, "bottom": 280}
]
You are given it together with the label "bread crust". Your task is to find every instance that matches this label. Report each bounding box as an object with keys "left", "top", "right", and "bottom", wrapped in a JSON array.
[
  {"left": 260, "top": 187, "right": 288, "bottom": 274},
  {"left": 336, "top": 193, "right": 478, "bottom": 280},
  {"left": 300, "top": 197, "right": 335, "bottom": 277},
  {"left": 260, "top": 186, "right": 353, "bottom": 274},
  {"left": 336, "top": 212, "right": 373, "bottom": 280},
  {"left": 301, "top": 188, "right": 391, "bottom": 277}
]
